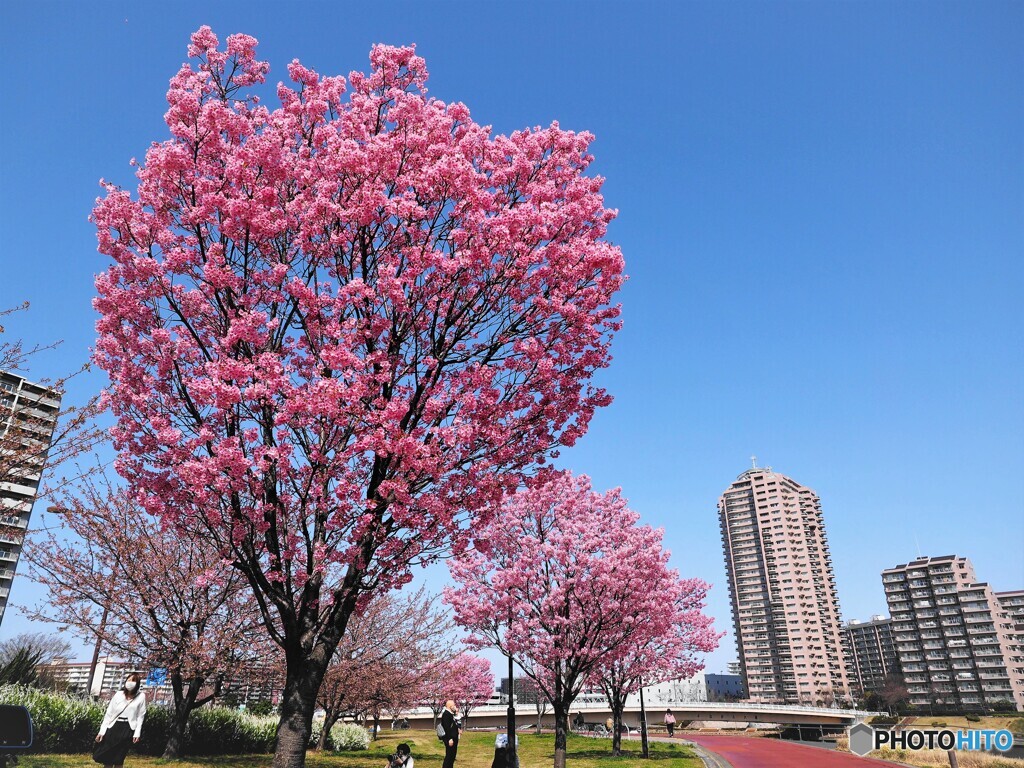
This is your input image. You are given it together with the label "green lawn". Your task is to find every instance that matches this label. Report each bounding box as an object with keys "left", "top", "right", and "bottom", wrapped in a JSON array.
[
  {"left": 906, "top": 715, "right": 1023, "bottom": 732},
  {"left": 18, "top": 731, "right": 703, "bottom": 768}
]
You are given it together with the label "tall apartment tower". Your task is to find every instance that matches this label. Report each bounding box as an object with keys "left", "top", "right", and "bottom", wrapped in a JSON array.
[
  {"left": 842, "top": 615, "right": 902, "bottom": 697},
  {"left": 719, "top": 465, "right": 849, "bottom": 705},
  {"left": 883, "top": 556, "right": 1024, "bottom": 711},
  {"left": 0, "top": 372, "right": 61, "bottom": 626},
  {"left": 995, "top": 591, "right": 1024, "bottom": 708}
]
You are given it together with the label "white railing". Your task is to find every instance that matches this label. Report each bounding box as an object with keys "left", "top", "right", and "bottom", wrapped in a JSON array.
[{"left": 403, "top": 701, "right": 883, "bottom": 720}]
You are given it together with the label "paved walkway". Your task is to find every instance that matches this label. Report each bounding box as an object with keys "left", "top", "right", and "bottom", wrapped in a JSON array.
[{"left": 684, "top": 734, "right": 907, "bottom": 768}]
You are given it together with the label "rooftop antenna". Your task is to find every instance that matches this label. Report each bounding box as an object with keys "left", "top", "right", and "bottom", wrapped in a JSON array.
[{"left": 750, "top": 455, "right": 758, "bottom": 470}]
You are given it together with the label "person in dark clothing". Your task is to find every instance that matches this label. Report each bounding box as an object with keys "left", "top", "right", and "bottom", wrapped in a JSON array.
[
  {"left": 386, "top": 742, "right": 414, "bottom": 768},
  {"left": 440, "top": 699, "right": 460, "bottom": 768}
]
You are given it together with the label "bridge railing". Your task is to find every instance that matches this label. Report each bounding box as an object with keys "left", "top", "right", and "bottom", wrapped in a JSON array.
[{"left": 401, "top": 701, "right": 885, "bottom": 719}]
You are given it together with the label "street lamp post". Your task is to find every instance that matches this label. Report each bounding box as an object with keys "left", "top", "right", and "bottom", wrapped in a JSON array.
[
  {"left": 506, "top": 653, "right": 518, "bottom": 767},
  {"left": 639, "top": 679, "right": 650, "bottom": 758}
]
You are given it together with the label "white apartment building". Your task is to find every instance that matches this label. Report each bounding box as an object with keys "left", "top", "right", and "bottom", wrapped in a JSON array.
[{"left": 0, "top": 372, "right": 60, "bottom": 625}]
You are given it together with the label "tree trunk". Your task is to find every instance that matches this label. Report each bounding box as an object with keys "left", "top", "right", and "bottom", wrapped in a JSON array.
[
  {"left": 163, "top": 705, "right": 190, "bottom": 760},
  {"left": 272, "top": 661, "right": 327, "bottom": 768},
  {"left": 163, "top": 672, "right": 202, "bottom": 759},
  {"left": 372, "top": 712, "right": 380, "bottom": 741},
  {"left": 602, "top": 692, "right": 626, "bottom": 757},
  {"left": 552, "top": 703, "right": 569, "bottom": 768},
  {"left": 316, "top": 709, "right": 340, "bottom": 751}
]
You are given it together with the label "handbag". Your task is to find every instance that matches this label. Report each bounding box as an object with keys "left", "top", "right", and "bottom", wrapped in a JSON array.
[{"left": 93, "top": 699, "right": 134, "bottom": 764}]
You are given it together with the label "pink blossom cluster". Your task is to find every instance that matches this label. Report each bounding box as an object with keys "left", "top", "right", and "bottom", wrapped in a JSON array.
[
  {"left": 91, "top": 27, "right": 625, "bottom": 602},
  {"left": 442, "top": 655, "right": 493, "bottom": 716}
]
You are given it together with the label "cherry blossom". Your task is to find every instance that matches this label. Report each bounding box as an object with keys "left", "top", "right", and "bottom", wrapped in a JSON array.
[
  {"left": 26, "top": 474, "right": 268, "bottom": 759},
  {"left": 444, "top": 472, "right": 715, "bottom": 768},
  {"left": 92, "top": 27, "right": 623, "bottom": 768}
]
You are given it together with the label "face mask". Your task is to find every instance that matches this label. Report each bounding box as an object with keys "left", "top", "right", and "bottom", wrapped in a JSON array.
[{"left": 125, "top": 681, "right": 138, "bottom": 691}]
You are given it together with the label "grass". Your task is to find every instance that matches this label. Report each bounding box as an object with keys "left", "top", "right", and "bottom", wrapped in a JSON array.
[
  {"left": 905, "top": 716, "right": 1021, "bottom": 732},
  {"left": 17, "top": 731, "right": 704, "bottom": 768}
]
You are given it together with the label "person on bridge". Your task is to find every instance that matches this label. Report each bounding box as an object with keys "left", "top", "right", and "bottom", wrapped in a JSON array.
[
  {"left": 664, "top": 709, "right": 676, "bottom": 737},
  {"left": 440, "top": 699, "right": 461, "bottom": 768}
]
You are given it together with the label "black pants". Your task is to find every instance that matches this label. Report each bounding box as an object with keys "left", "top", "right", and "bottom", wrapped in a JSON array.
[
  {"left": 667, "top": 723, "right": 675, "bottom": 736},
  {"left": 443, "top": 740, "right": 458, "bottom": 768}
]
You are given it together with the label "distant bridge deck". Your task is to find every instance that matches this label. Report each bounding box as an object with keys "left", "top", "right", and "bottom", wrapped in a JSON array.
[{"left": 400, "top": 701, "right": 883, "bottom": 730}]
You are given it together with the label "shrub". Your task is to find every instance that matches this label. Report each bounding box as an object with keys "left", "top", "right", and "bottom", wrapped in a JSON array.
[
  {"left": 135, "top": 704, "right": 172, "bottom": 756},
  {"left": 248, "top": 700, "right": 275, "bottom": 717},
  {"left": 965, "top": 713, "right": 981, "bottom": 723},
  {"left": 0, "top": 684, "right": 103, "bottom": 752},
  {"left": 331, "top": 722, "right": 370, "bottom": 751},
  {"left": 0, "top": 685, "right": 276, "bottom": 755},
  {"left": 870, "top": 715, "right": 898, "bottom": 725},
  {"left": 184, "top": 707, "right": 276, "bottom": 755}
]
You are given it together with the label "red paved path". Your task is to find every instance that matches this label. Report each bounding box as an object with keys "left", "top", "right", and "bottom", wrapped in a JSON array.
[{"left": 686, "top": 734, "right": 905, "bottom": 768}]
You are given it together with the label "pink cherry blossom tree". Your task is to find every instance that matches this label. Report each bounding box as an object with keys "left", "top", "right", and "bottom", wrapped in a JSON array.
[
  {"left": 444, "top": 471, "right": 699, "bottom": 768},
  {"left": 91, "top": 28, "right": 623, "bottom": 768},
  {"left": 417, "top": 650, "right": 494, "bottom": 729},
  {"left": 446, "top": 652, "right": 494, "bottom": 728},
  {"left": 315, "top": 588, "right": 451, "bottom": 748},
  {"left": 25, "top": 474, "right": 268, "bottom": 759},
  {"left": 590, "top": 579, "right": 720, "bottom": 755}
]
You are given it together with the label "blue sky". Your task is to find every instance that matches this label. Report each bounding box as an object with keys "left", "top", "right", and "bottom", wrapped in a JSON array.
[{"left": 1, "top": 1, "right": 1021, "bottom": 677}]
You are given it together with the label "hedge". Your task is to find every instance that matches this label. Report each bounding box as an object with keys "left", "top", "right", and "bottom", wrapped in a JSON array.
[{"left": 0, "top": 685, "right": 277, "bottom": 755}]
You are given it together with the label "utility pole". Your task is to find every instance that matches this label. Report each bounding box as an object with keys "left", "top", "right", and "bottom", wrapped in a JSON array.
[{"left": 86, "top": 603, "right": 110, "bottom": 699}]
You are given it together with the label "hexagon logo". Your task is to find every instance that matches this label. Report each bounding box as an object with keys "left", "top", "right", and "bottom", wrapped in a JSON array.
[{"left": 848, "top": 722, "right": 875, "bottom": 756}]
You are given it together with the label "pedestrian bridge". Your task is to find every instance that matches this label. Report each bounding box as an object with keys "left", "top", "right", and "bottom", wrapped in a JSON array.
[{"left": 401, "top": 701, "right": 882, "bottom": 730}]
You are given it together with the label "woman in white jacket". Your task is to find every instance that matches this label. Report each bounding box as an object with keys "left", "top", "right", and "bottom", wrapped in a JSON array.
[{"left": 94, "top": 673, "right": 147, "bottom": 768}]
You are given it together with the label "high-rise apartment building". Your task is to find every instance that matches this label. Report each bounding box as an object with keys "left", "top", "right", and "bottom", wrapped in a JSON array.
[
  {"left": 719, "top": 465, "right": 849, "bottom": 705},
  {"left": 883, "top": 556, "right": 1024, "bottom": 711},
  {"left": 0, "top": 371, "right": 61, "bottom": 625},
  {"left": 842, "top": 615, "right": 901, "bottom": 697},
  {"left": 995, "top": 590, "right": 1024, "bottom": 707}
]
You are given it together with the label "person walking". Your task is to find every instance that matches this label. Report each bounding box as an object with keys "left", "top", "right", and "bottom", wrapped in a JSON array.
[
  {"left": 440, "top": 699, "right": 461, "bottom": 768},
  {"left": 664, "top": 709, "right": 676, "bottom": 737},
  {"left": 94, "top": 673, "right": 147, "bottom": 768}
]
